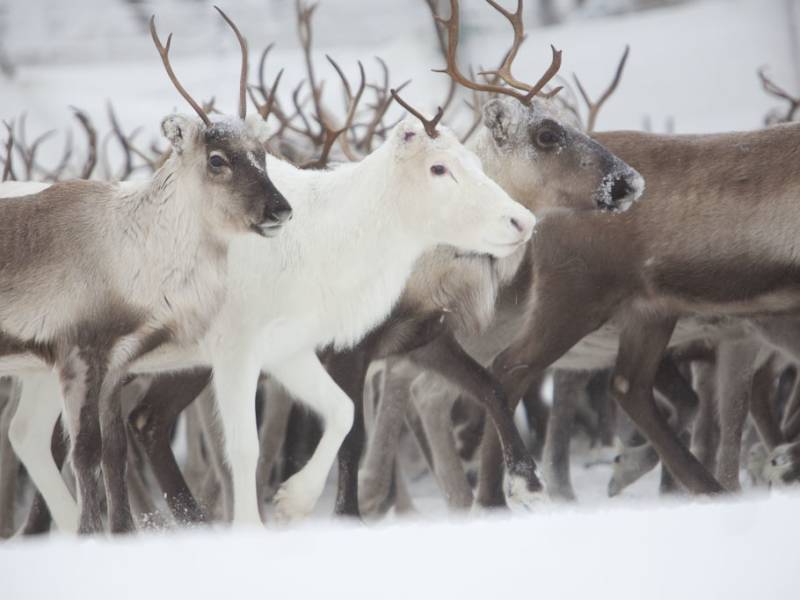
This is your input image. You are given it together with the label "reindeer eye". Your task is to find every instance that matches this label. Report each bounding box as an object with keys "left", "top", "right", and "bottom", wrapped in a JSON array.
[
  {"left": 536, "top": 129, "right": 559, "bottom": 148},
  {"left": 430, "top": 164, "right": 447, "bottom": 176},
  {"left": 209, "top": 154, "right": 228, "bottom": 168}
]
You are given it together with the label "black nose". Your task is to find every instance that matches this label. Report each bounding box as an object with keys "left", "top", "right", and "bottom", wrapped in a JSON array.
[
  {"left": 263, "top": 180, "right": 293, "bottom": 224},
  {"left": 609, "top": 176, "right": 634, "bottom": 204},
  {"left": 266, "top": 203, "right": 292, "bottom": 224}
]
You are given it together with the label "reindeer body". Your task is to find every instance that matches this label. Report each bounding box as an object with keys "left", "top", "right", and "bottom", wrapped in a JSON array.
[
  {"left": 0, "top": 170, "right": 226, "bottom": 358},
  {"left": 472, "top": 122, "right": 800, "bottom": 504}
]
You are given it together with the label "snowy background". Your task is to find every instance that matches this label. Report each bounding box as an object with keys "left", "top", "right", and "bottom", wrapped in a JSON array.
[{"left": 2, "top": 1, "right": 800, "bottom": 598}]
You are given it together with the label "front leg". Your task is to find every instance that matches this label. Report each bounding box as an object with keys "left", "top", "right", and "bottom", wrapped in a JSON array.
[
  {"left": 211, "top": 339, "right": 263, "bottom": 527},
  {"left": 270, "top": 352, "right": 354, "bottom": 522}
]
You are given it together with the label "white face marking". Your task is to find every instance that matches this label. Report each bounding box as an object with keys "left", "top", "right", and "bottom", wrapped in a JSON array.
[{"left": 247, "top": 150, "right": 266, "bottom": 176}]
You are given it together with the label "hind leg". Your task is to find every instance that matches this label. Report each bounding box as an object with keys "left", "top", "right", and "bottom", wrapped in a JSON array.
[
  {"left": 59, "top": 348, "right": 105, "bottom": 534},
  {"left": 10, "top": 373, "right": 79, "bottom": 533},
  {"left": 0, "top": 381, "right": 20, "bottom": 538}
]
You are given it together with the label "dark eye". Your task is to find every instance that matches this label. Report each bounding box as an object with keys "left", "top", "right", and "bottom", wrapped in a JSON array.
[
  {"left": 209, "top": 154, "right": 228, "bottom": 168},
  {"left": 430, "top": 164, "right": 447, "bottom": 176},
  {"left": 536, "top": 129, "right": 559, "bottom": 148}
]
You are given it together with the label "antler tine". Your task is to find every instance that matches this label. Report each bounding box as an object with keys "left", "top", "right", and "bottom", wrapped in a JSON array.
[
  {"left": 432, "top": 0, "right": 561, "bottom": 105},
  {"left": 2, "top": 119, "right": 14, "bottom": 182},
  {"left": 149, "top": 16, "right": 211, "bottom": 126},
  {"left": 70, "top": 107, "right": 97, "bottom": 180},
  {"left": 390, "top": 88, "right": 444, "bottom": 139},
  {"left": 214, "top": 6, "right": 248, "bottom": 119},
  {"left": 478, "top": 0, "right": 527, "bottom": 91},
  {"left": 758, "top": 67, "right": 800, "bottom": 122},
  {"left": 573, "top": 44, "right": 630, "bottom": 133}
]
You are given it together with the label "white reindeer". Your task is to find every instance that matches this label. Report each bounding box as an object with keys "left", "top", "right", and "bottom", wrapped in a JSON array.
[{"left": 0, "top": 10, "right": 292, "bottom": 533}]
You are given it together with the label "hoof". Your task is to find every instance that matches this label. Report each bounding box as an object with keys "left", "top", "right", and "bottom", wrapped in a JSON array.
[
  {"left": 504, "top": 471, "right": 547, "bottom": 511},
  {"left": 764, "top": 443, "right": 800, "bottom": 487},
  {"left": 273, "top": 474, "right": 320, "bottom": 523}
]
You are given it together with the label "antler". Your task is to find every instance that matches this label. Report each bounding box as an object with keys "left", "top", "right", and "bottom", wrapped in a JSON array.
[
  {"left": 249, "top": 44, "right": 285, "bottom": 122},
  {"left": 390, "top": 88, "right": 444, "bottom": 138},
  {"left": 2, "top": 119, "right": 14, "bottom": 182},
  {"left": 302, "top": 58, "right": 367, "bottom": 169},
  {"left": 149, "top": 16, "right": 212, "bottom": 126},
  {"left": 758, "top": 67, "right": 800, "bottom": 123},
  {"left": 433, "top": 0, "right": 562, "bottom": 105},
  {"left": 71, "top": 107, "right": 97, "bottom": 180},
  {"left": 214, "top": 6, "right": 249, "bottom": 119},
  {"left": 573, "top": 45, "right": 629, "bottom": 133}
]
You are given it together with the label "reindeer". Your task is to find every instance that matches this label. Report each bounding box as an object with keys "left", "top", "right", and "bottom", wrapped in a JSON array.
[{"left": 0, "top": 8, "right": 292, "bottom": 533}]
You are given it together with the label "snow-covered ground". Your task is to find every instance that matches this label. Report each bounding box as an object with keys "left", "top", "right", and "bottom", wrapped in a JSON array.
[
  {"left": 2, "top": 1, "right": 799, "bottom": 597},
  {"left": 3, "top": 483, "right": 799, "bottom": 599}
]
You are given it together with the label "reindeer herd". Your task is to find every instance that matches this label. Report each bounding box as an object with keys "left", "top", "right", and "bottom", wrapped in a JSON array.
[{"left": 0, "top": 0, "right": 798, "bottom": 539}]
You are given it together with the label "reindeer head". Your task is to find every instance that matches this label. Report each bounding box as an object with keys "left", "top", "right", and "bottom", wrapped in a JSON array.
[
  {"left": 387, "top": 106, "right": 535, "bottom": 259},
  {"left": 151, "top": 8, "right": 292, "bottom": 238},
  {"left": 434, "top": 0, "right": 644, "bottom": 215},
  {"left": 477, "top": 96, "right": 644, "bottom": 214}
]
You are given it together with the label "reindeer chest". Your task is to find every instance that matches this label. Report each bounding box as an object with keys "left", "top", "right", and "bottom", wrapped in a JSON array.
[{"left": 149, "top": 256, "right": 227, "bottom": 347}]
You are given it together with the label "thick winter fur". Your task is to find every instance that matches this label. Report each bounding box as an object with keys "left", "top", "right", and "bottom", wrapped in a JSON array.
[{"left": 0, "top": 113, "right": 291, "bottom": 532}]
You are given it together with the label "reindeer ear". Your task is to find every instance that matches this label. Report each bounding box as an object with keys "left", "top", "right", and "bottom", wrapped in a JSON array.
[
  {"left": 393, "top": 116, "right": 422, "bottom": 157},
  {"left": 482, "top": 99, "right": 514, "bottom": 147},
  {"left": 161, "top": 114, "right": 198, "bottom": 154},
  {"left": 245, "top": 114, "right": 273, "bottom": 146}
]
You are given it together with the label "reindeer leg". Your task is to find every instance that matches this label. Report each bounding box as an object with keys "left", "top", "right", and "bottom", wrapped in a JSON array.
[
  {"left": 587, "top": 369, "right": 615, "bottom": 449},
  {"left": 326, "top": 348, "right": 368, "bottom": 518},
  {"left": 9, "top": 374, "right": 77, "bottom": 533},
  {"left": 359, "top": 359, "right": 412, "bottom": 518},
  {"left": 690, "top": 359, "right": 719, "bottom": 473},
  {"left": 410, "top": 373, "right": 472, "bottom": 510},
  {"left": 194, "top": 382, "right": 233, "bottom": 522},
  {"left": 520, "top": 374, "right": 548, "bottom": 459},
  {"left": 271, "top": 352, "right": 354, "bottom": 522},
  {"left": 256, "top": 379, "right": 293, "bottom": 516},
  {"left": 714, "top": 339, "right": 760, "bottom": 492},
  {"left": 611, "top": 317, "right": 723, "bottom": 495},
  {"left": 479, "top": 287, "right": 614, "bottom": 507},
  {"left": 609, "top": 355, "right": 701, "bottom": 495},
  {"left": 0, "top": 381, "right": 20, "bottom": 538},
  {"left": 21, "top": 418, "right": 68, "bottom": 535},
  {"left": 749, "top": 355, "right": 784, "bottom": 451},
  {"left": 542, "top": 370, "right": 591, "bottom": 501},
  {"left": 58, "top": 347, "right": 107, "bottom": 535},
  {"left": 128, "top": 371, "right": 211, "bottom": 524}
]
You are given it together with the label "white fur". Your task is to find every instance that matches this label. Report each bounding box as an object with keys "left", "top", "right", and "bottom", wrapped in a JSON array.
[{"left": 2, "top": 117, "right": 535, "bottom": 528}]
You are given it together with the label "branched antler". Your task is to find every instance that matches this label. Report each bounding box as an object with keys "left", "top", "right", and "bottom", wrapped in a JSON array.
[
  {"left": 296, "top": 0, "right": 325, "bottom": 142},
  {"left": 301, "top": 58, "right": 367, "bottom": 169},
  {"left": 433, "top": 0, "right": 562, "bottom": 105},
  {"left": 356, "top": 58, "right": 409, "bottom": 152},
  {"left": 758, "top": 67, "right": 800, "bottom": 124},
  {"left": 573, "top": 44, "right": 629, "bottom": 133},
  {"left": 390, "top": 88, "right": 444, "bottom": 139}
]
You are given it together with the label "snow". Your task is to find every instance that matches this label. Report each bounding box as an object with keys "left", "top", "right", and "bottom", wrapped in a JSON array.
[{"left": 3, "top": 488, "right": 799, "bottom": 599}]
